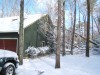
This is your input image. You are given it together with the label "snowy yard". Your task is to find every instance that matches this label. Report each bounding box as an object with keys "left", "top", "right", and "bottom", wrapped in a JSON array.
[{"left": 16, "top": 54, "right": 100, "bottom": 75}]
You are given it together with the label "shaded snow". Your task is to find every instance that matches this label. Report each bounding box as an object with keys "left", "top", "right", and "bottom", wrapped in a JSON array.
[{"left": 16, "top": 54, "right": 100, "bottom": 75}]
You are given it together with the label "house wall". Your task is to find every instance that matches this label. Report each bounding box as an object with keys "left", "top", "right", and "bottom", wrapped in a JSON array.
[
  {"left": 24, "top": 15, "right": 54, "bottom": 51},
  {"left": 0, "top": 32, "right": 19, "bottom": 52},
  {"left": 24, "top": 20, "right": 47, "bottom": 50},
  {"left": 0, "top": 32, "right": 18, "bottom": 38},
  {"left": 24, "top": 21, "right": 38, "bottom": 49}
]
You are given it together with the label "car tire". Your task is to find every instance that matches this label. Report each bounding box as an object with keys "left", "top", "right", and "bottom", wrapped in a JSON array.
[{"left": 1, "top": 63, "right": 15, "bottom": 75}]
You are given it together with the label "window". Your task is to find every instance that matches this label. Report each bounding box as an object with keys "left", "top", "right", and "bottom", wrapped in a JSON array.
[{"left": 42, "top": 41, "right": 45, "bottom": 47}]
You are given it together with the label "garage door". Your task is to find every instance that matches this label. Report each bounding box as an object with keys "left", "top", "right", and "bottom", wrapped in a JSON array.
[{"left": 0, "top": 39, "right": 17, "bottom": 52}]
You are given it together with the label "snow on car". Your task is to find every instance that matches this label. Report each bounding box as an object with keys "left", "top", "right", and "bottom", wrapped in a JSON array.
[
  {"left": 0, "top": 49, "right": 18, "bottom": 58},
  {"left": 0, "top": 49, "right": 19, "bottom": 75}
]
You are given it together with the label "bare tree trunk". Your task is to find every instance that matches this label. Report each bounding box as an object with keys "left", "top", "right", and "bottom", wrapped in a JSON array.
[
  {"left": 92, "top": 13, "right": 94, "bottom": 40},
  {"left": 69, "top": 0, "right": 73, "bottom": 30},
  {"left": 71, "top": 0, "right": 76, "bottom": 55},
  {"left": 78, "top": 1, "right": 81, "bottom": 47},
  {"left": 86, "top": 0, "right": 90, "bottom": 57},
  {"left": 55, "top": 0, "right": 61, "bottom": 68},
  {"left": 83, "top": 15, "right": 87, "bottom": 38},
  {"left": 93, "top": 17, "right": 100, "bottom": 34},
  {"left": 19, "top": 0, "right": 24, "bottom": 65},
  {"left": 62, "top": 0, "right": 66, "bottom": 56}
]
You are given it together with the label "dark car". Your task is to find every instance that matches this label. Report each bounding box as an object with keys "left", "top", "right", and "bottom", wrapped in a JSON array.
[{"left": 0, "top": 49, "right": 19, "bottom": 75}]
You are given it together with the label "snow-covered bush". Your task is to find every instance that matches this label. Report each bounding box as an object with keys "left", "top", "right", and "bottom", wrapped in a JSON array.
[
  {"left": 25, "top": 46, "right": 50, "bottom": 58},
  {"left": 93, "top": 35, "right": 100, "bottom": 54},
  {"left": 38, "top": 46, "right": 50, "bottom": 54},
  {"left": 25, "top": 46, "right": 40, "bottom": 57},
  {"left": 94, "top": 36, "right": 100, "bottom": 47}
]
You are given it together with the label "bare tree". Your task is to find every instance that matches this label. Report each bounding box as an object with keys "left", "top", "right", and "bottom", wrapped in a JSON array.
[
  {"left": 70, "top": 0, "right": 76, "bottom": 55},
  {"left": 0, "top": 1, "right": 4, "bottom": 17},
  {"left": 55, "top": 0, "right": 61, "bottom": 68},
  {"left": 0, "top": 0, "right": 19, "bottom": 17},
  {"left": 10, "top": 0, "right": 20, "bottom": 16},
  {"left": 62, "top": 0, "right": 66, "bottom": 56},
  {"left": 69, "top": 0, "right": 74, "bottom": 27},
  {"left": 19, "top": 0, "right": 24, "bottom": 65},
  {"left": 82, "top": 0, "right": 98, "bottom": 40},
  {"left": 86, "top": 0, "right": 90, "bottom": 57},
  {"left": 90, "top": 0, "right": 97, "bottom": 40},
  {"left": 77, "top": 0, "right": 82, "bottom": 47},
  {"left": 45, "top": 0, "right": 58, "bottom": 50}
]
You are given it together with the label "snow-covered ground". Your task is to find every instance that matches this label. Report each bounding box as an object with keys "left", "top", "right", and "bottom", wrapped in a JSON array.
[{"left": 16, "top": 54, "right": 100, "bottom": 75}]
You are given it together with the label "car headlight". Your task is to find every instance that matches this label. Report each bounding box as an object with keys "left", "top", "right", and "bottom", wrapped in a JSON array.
[
  {"left": 0, "top": 58, "right": 3, "bottom": 62},
  {"left": 17, "top": 58, "right": 19, "bottom": 62},
  {"left": 14, "top": 57, "right": 19, "bottom": 62}
]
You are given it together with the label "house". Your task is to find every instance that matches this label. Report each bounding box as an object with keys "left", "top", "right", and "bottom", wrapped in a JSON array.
[{"left": 0, "top": 14, "right": 54, "bottom": 53}]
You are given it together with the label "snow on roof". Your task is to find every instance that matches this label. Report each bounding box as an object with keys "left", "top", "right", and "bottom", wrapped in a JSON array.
[{"left": 0, "top": 14, "right": 45, "bottom": 33}]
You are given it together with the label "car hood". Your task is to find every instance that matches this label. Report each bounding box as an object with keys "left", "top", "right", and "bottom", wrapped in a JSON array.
[{"left": 0, "top": 49, "right": 18, "bottom": 58}]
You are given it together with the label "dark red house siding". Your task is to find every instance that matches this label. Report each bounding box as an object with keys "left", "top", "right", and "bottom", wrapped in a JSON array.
[{"left": 0, "top": 39, "right": 17, "bottom": 52}]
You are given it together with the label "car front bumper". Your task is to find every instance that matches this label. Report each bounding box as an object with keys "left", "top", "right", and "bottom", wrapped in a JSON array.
[
  {"left": 16, "top": 62, "right": 19, "bottom": 68},
  {"left": 0, "top": 67, "right": 2, "bottom": 71}
]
